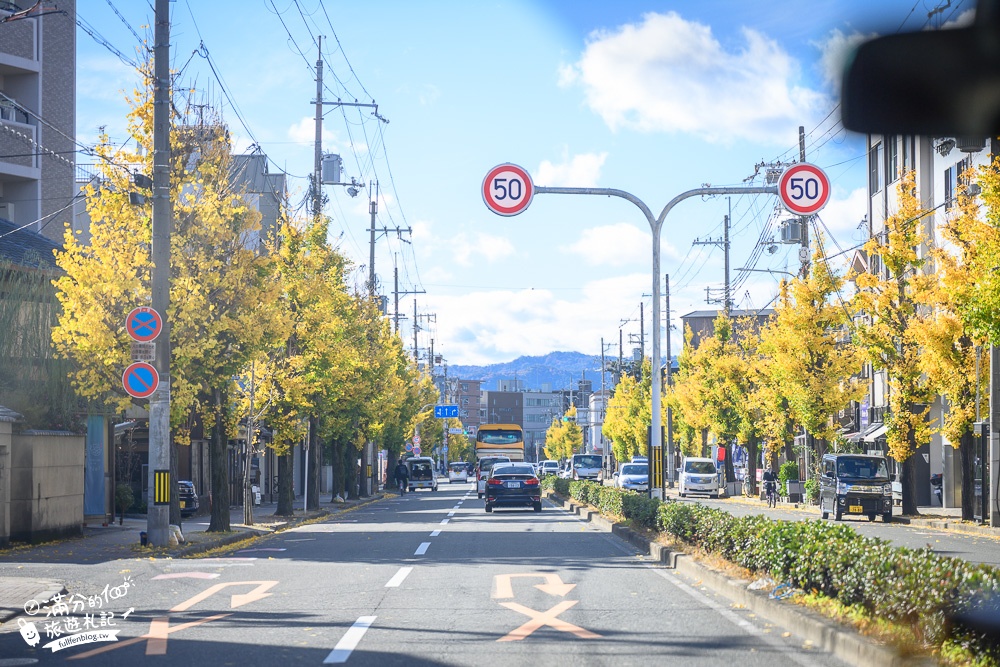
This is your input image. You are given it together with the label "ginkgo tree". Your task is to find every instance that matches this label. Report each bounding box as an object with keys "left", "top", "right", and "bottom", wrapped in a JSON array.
[
  {"left": 544, "top": 406, "right": 583, "bottom": 462},
  {"left": 853, "top": 172, "right": 936, "bottom": 516}
]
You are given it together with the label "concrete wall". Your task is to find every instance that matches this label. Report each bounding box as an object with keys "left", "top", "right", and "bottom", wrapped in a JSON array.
[
  {"left": 0, "top": 420, "right": 11, "bottom": 547},
  {"left": 9, "top": 431, "right": 84, "bottom": 543}
]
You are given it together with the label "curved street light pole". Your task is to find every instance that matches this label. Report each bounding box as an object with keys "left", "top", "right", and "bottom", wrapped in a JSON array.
[{"left": 535, "top": 185, "right": 778, "bottom": 497}]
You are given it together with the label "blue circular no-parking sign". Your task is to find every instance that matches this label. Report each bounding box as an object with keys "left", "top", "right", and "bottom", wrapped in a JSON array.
[{"left": 123, "top": 362, "right": 159, "bottom": 399}]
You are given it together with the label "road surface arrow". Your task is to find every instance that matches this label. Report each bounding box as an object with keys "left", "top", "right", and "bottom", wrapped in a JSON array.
[
  {"left": 493, "top": 573, "right": 576, "bottom": 599},
  {"left": 170, "top": 580, "right": 278, "bottom": 612}
]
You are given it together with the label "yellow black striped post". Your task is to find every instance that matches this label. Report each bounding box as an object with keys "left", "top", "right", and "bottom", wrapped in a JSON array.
[{"left": 153, "top": 469, "right": 170, "bottom": 506}]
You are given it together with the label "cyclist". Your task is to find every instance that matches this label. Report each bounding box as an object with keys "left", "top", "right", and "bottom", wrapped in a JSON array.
[
  {"left": 393, "top": 458, "right": 410, "bottom": 495},
  {"left": 761, "top": 467, "right": 778, "bottom": 508}
]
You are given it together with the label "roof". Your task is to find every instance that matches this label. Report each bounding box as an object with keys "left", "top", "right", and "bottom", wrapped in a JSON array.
[
  {"left": 0, "top": 405, "right": 23, "bottom": 422},
  {"left": 0, "top": 217, "right": 61, "bottom": 271},
  {"left": 680, "top": 309, "right": 775, "bottom": 319}
]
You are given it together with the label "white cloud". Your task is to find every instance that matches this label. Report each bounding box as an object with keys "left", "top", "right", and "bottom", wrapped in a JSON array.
[
  {"left": 815, "top": 29, "right": 871, "bottom": 96},
  {"left": 562, "top": 223, "right": 648, "bottom": 267},
  {"left": 287, "top": 117, "right": 339, "bottom": 147},
  {"left": 816, "top": 186, "right": 869, "bottom": 248},
  {"left": 535, "top": 151, "right": 607, "bottom": 187},
  {"left": 449, "top": 231, "right": 515, "bottom": 267},
  {"left": 564, "top": 11, "right": 826, "bottom": 144}
]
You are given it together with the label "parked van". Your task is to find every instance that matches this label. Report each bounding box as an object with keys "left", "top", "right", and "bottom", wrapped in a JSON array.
[
  {"left": 678, "top": 457, "right": 721, "bottom": 498},
  {"left": 406, "top": 456, "right": 438, "bottom": 492},
  {"left": 819, "top": 453, "right": 892, "bottom": 522}
]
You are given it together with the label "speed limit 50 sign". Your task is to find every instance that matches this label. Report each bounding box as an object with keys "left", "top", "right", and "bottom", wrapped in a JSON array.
[
  {"left": 482, "top": 163, "right": 534, "bottom": 216},
  {"left": 778, "top": 163, "right": 831, "bottom": 216}
]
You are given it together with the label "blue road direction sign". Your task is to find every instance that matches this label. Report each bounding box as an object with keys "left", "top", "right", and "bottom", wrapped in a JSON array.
[
  {"left": 126, "top": 307, "right": 163, "bottom": 342},
  {"left": 122, "top": 361, "right": 159, "bottom": 399},
  {"left": 434, "top": 405, "right": 459, "bottom": 418}
]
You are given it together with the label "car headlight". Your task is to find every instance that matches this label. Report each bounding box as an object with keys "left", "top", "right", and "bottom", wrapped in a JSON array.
[{"left": 837, "top": 481, "right": 850, "bottom": 495}]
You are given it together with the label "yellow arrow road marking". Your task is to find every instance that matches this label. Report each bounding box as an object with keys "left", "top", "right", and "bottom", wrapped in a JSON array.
[
  {"left": 497, "top": 601, "right": 602, "bottom": 641},
  {"left": 492, "top": 573, "right": 576, "bottom": 599},
  {"left": 170, "top": 580, "right": 278, "bottom": 612}
]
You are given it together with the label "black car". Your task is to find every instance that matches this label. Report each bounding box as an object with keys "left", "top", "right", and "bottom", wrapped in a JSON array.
[
  {"left": 484, "top": 462, "right": 541, "bottom": 513},
  {"left": 178, "top": 480, "right": 200, "bottom": 517},
  {"left": 818, "top": 454, "right": 892, "bottom": 523}
]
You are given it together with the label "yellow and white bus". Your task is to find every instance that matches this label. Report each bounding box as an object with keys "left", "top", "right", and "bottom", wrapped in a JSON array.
[{"left": 474, "top": 424, "right": 525, "bottom": 462}]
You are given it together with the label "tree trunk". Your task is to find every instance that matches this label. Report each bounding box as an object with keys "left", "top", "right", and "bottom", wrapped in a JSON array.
[
  {"left": 331, "top": 437, "right": 345, "bottom": 501},
  {"left": 900, "top": 453, "right": 919, "bottom": 516},
  {"left": 960, "top": 431, "right": 975, "bottom": 521},
  {"left": 307, "top": 415, "right": 320, "bottom": 510},
  {"left": 747, "top": 439, "right": 758, "bottom": 497},
  {"left": 275, "top": 448, "right": 295, "bottom": 516},
  {"left": 723, "top": 443, "right": 734, "bottom": 483},
  {"left": 207, "top": 386, "right": 230, "bottom": 532},
  {"left": 700, "top": 429, "right": 708, "bottom": 458},
  {"left": 347, "top": 445, "right": 359, "bottom": 500},
  {"left": 169, "top": 437, "right": 181, "bottom": 528}
]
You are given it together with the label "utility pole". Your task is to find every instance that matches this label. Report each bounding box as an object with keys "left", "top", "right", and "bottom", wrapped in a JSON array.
[
  {"left": 312, "top": 38, "right": 323, "bottom": 223},
  {"left": 393, "top": 270, "right": 424, "bottom": 336},
  {"left": 148, "top": 0, "right": 172, "bottom": 546},
  {"left": 693, "top": 212, "right": 731, "bottom": 312},
  {"left": 640, "top": 302, "right": 645, "bottom": 360},
  {"left": 665, "top": 273, "right": 674, "bottom": 489},
  {"left": 799, "top": 125, "right": 810, "bottom": 279},
  {"left": 368, "top": 184, "right": 376, "bottom": 297},
  {"left": 413, "top": 300, "right": 418, "bottom": 362}
]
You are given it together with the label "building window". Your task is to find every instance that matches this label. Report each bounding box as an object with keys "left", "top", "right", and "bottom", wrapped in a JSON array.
[
  {"left": 887, "top": 136, "right": 898, "bottom": 183},
  {"left": 902, "top": 136, "right": 912, "bottom": 174},
  {"left": 869, "top": 142, "right": 883, "bottom": 193}
]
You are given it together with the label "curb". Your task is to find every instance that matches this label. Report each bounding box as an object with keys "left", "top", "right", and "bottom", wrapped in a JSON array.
[{"left": 546, "top": 492, "right": 934, "bottom": 667}]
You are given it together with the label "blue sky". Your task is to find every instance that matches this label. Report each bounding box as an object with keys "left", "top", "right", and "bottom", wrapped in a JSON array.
[{"left": 75, "top": 0, "right": 974, "bottom": 369}]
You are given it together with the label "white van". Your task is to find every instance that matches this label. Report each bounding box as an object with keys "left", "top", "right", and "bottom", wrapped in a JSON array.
[
  {"left": 571, "top": 454, "right": 603, "bottom": 481},
  {"left": 678, "top": 457, "right": 721, "bottom": 498},
  {"left": 406, "top": 456, "right": 438, "bottom": 492}
]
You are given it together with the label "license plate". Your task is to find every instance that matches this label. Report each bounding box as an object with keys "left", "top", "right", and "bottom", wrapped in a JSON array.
[
  {"left": 849, "top": 505, "right": 863, "bottom": 513},
  {"left": 506, "top": 481, "right": 520, "bottom": 489}
]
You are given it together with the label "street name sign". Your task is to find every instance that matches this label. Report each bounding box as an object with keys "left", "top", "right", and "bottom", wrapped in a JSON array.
[
  {"left": 482, "top": 163, "right": 534, "bottom": 216},
  {"left": 126, "top": 307, "right": 163, "bottom": 342},
  {"left": 778, "top": 163, "right": 831, "bottom": 216}
]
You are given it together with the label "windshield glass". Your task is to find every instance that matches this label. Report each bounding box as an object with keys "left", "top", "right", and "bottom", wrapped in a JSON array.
[
  {"left": 621, "top": 464, "right": 647, "bottom": 476},
  {"left": 496, "top": 465, "right": 534, "bottom": 476},
  {"left": 837, "top": 457, "right": 890, "bottom": 479},
  {"left": 477, "top": 431, "right": 522, "bottom": 445},
  {"left": 573, "top": 455, "right": 601, "bottom": 468},
  {"left": 449, "top": 463, "right": 466, "bottom": 472},
  {"left": 479, "top": 458, "right": 509, "bottom": 471},
  {"left": 685, "top": 461, "right": 717, "bottom": 475}
]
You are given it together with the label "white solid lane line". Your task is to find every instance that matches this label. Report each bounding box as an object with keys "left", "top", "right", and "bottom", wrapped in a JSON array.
[
  {"left": 415, "top": 542, "right": 431, "bottom": 555},
  {"left": 384, "top": 566, "right": 413, "bottom": 588},
  {"left": 323, "top": 616, "right": 377, "bottom": 664}
]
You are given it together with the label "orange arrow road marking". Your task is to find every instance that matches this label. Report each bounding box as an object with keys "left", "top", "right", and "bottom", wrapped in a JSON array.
[
  {"left": 170, "top": 580, "right": 278, "bottom": 612},
  {"left": 67, "top": 613, "right": 231, "bottom": 659},
  {"left": 497, "top": 601, "right": 602, "bottom": 641},
  {"left": 492, "top": 573, "right": 576, "bottom": 599}
]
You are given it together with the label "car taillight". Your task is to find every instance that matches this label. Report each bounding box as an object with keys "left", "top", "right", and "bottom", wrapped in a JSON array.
[
  {"left": 524, "top": 478, "right": 539, "bottom": 486},
  {"left": 487, "top": 477, "right": 504, "bottom": 486}
]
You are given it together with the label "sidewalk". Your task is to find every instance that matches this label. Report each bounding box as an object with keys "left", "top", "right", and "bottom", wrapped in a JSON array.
[
  {"left": 0, "top": 492, "right": 386, "bottom": 624},
  {"left": 659, "top": 481, "right": 1000, "bottom": 539}
]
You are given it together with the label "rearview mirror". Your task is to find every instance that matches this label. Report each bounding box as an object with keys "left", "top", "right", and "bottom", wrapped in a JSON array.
[{"left": 842, "top": 3, "right": 1000, "bottom": 135}]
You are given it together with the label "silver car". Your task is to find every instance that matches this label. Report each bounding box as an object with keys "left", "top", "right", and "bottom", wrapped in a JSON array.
[{"left": 614, "top": 463, "right": 649, "bottom": 492}]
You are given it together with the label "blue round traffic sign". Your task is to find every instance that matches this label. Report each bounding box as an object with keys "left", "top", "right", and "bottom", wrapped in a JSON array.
[
  {"left": 126, "top": 307, "right": 162, "bottom": 342},
  {"left": 123, "top": 362, "right": 159, "bottom": 399}
]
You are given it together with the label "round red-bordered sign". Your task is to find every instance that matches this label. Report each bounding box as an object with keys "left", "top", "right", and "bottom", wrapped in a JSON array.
[
  {"left": 482, "top": 163, "right": 534, "bottom": 216},
  {"left": 778, "top": 163, "right": 831, "bottom": 216},
  {"left": 126, "top": 307, "right": 163, "bottom": 342},
  {"left": 123, "top": 361, "right": 159, "bottom": 399}
]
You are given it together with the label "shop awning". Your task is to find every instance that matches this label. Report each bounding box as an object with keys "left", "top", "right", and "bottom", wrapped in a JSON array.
[
  {"left": 841, "top": 431, "right": 862, "bottom": 443},
  {"left": 863, "top": 422, "right": 887, "bottom": 442}
]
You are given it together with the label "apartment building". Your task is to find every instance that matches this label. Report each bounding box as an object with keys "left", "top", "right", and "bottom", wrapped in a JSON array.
[{"left": 0, "top": 2, "right": 76, "bottom": 244}]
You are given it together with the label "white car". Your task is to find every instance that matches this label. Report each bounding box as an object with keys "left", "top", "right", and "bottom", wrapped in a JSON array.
[
  {"left": 539, "top": 460, "right": 559, "bottom": 477},
  {"left": 678, "top": 457, "right": 721, "bottom": 498},
  {"left": 447, "top": 462, "right": 471, "bottom": 483},
  {"left": 614, "top": 463, "right": 649, "bottom": 492}
]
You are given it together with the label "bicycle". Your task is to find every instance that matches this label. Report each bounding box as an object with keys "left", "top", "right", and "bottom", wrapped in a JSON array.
[
  {"left": 396, "top": 477, "right": 407, "bottom": 495},
  {"left": 764, "top": 481, "right": 777, "bottom": 508}
]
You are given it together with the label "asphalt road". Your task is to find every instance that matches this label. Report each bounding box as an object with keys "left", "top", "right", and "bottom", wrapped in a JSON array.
[
  {"left": 680, "top": 493, "right": 1000, "bottom": 567},
  {"left": 0, "top": 482, "right": 848, "bottom": 667}
]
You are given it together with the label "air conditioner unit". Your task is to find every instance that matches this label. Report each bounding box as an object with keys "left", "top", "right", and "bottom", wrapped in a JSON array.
[
  {"left": 780, "top": 220, "right": 802, "bottom": 243},
  {"left": 0, "top": 202, "right": 13, "bottom": 221}
]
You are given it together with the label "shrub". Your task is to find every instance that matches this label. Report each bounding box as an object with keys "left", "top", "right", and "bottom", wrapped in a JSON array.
[
  {"left": 621, "top": 493, "right": 660, "bottom": 530},
  {"left": 115, "top": 483, "right": 134, "bottom": 515},
  {"left": 778, "top": 461, "right": 799, "bottom": 488},
  {"left": 803, "top": 477, "right": 819, "bottom": 503}
]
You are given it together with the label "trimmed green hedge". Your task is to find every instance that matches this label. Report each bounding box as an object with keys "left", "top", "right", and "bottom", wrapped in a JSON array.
[
  {"left": 542, "top": 476, "right": 1000, "bottom": 659},
  {"left": 655, "top": 501, "right": 1000, "bottom": 659}
]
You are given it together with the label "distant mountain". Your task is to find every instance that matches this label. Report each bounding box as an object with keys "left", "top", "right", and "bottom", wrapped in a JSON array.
[{"left": 446, "top": 351, "right": 603, "bottom": 391}]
